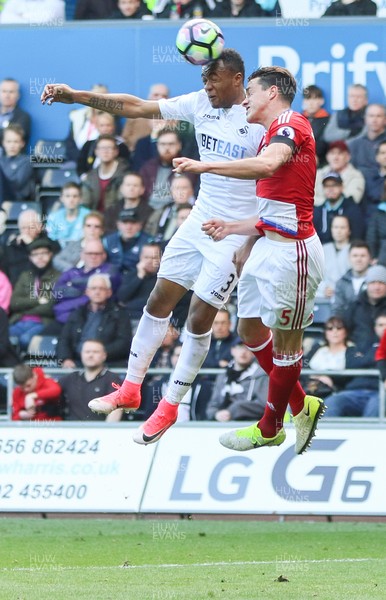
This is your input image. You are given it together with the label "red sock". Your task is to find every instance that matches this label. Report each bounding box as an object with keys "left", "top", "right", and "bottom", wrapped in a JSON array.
[
  {"left": 250, "top": 337, "right": 305, "bottom": 417},
  {"left": 258, "top": 359, "right": 302, "bottom": 437}
]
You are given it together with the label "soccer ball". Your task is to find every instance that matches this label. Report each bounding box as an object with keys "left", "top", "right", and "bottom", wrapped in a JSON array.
[{"left": 176, "top": 18, "right": 225, "bottom": 66}]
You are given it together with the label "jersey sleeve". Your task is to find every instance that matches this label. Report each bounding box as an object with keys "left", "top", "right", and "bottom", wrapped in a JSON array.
[
  {"left": 159, "top": 91, "right": 200, "bottom": 124},
  {"left": 268, "top": 112, "right": 310, "bottom": 151}
]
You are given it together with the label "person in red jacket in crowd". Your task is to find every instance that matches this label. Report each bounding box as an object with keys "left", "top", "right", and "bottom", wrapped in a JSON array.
[
  {"left": 12, "top": 364, "right": 62, "bottom": 421},
  {"left": 375, "top": 320, "right": 386, "bottom": 391}
]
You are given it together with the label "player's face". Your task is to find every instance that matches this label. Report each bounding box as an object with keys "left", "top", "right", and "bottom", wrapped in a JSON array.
[
  {"left": 202, "top": 64, "right": 241, "bottom": 109},
  {"left": 242, "top": 78, "right": 270, "bottom": 123}
]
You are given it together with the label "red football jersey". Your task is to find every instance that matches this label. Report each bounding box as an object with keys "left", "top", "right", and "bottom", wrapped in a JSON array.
[{"left": 255, "top": 110, "right": 316, "bottom": 240}]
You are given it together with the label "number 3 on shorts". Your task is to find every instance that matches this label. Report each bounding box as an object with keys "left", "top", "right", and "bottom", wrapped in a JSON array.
[{"left": 280, "top": 308, "right": 292, "bottom": 326}]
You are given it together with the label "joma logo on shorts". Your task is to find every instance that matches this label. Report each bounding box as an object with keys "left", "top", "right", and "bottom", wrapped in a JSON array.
[
  {"left": 130, "top": 350, "right": 138, "bottom": 358},
  {"left": 210, "top": 290, "right": 225, "bottom": 301},
  {"left": 173, "top": 380, "right": 190, "bottom": 386}
]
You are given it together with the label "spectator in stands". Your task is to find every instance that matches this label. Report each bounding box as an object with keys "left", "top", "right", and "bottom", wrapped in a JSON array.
[
  {"left": 365, "top": 140, "right": 386, "bottom": 210},
  {"left": 9, "top": 238, "right": 60, "bottom": 350},
  {"left": 313, "top": 172, "right": 365, "bottom": 244},
  {"left": 11, "top": 364, "right": 62, "bottom": 421},
  {"left": 122, "top": 83, "right": 169, "bottom": 153},
  {"left": 206, "top": 338, "right": 268, "bottom": 422},
  {"left": 77, "top": 111, "right": 130, "bottom": 176},
  {"left": 0, "top": 124, "right": 34, "bottom": 203},
  {"left": 66, "top": 84, "right": 109, "bottom": 160},
  {"left": 316, "top": 215, "right": 351, "bottom": 301},
  {"left": 202, "top": 307, "right": 236, "bottom": 369},
  {"left": 302, "top": 85, "right": 330, "bottom": 167},
  {"left": 1, "top": 0, "right": 65, "bottom": 23},
  {"left": 140, "top": 127, "right": 197, "bottom": 209},
  {"left": 375, "top": 317, "right": 386, "bottom": 391},
  {"left": 46, "top": 182, "right": 90, "bottom": 247},
  {"left": 59, "top": 339, "right": 123, "bottom": 421},
  {"left": 103, "top": 208, "right": 153, "bottom": 274},
  {"left": 366, "top": 180, "right": 386, "bottom": 264},
  {"left": 323, "top": 0, "right": 377, "bottom": 16},
  {"left": 323, "top": 83, "right": 368, "bottom": 143},
  {"left": 332, "top": 241, "right": 372, "bottom": 317},
  {"left": 104, "top": 172, "right": 153, "bottom": 234},
  {"left": 144, "top": 174, "right": 195, "bottom": 241},
  {"left": 153, "top": 0, "right": 216, "bottom": 19},
  {"left": 54, "top": 239, "right": 120, "bottom": 325},
  {"left": 342, "top": 265, "right": 386, "bottom": 351},
  {"left": 117, "top": 241, "right": 161, "bottom": 321},
  {"left": 324, "top": 313, "right": 386, "bottom": 418},
  {"left": 53, "top": 211, "right": 105, "bottom": 272},
  {"left": 0, "top": 268, "right": 12, "bottom": 312},
  {"left": 74, "top": 0, "right": 117, "bottom": 19},
  {"left": 212, "top": 0, "right": 264, "bottom": 17},
  {"left": 110, "top": 0, "right": 152, "bottom": 18},
  {"left": 256, "top": 0, "right": 281, "bottom": 15},
  {"left": 348, "top": 104, "right": 386, "bottom": 209},
  {"left": 57, "top": 273, "right": 132, "bottom": 368},
  {"left": 81, "top": 134, "right": 130, "bottom": 212},
  {"left": 0, "top": 78, "right": 31, "bottom": 147},
  {"left": 1, "top": 209, "right": 60, "bottom": 285},
  {"left": 314, "top": 141, "right": 365, "bottom": 206},
  {"left": 0, "top": 306, "right": 19, "bottom": 365},
  {"left": 302, "top": 317, "right": 353, "bottom": 400}
]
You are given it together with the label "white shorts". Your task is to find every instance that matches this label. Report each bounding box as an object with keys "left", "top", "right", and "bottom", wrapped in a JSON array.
[
  {"left": 158, "top": 206, "right": 247, "bottom": 309},
  {"left": 237, "top": 233, "right": 325, "bottom": 329}
]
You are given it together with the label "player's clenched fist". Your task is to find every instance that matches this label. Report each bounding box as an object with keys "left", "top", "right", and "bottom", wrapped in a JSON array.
[
  {"left": 173, "top": 156, "right": 207, "bottom": 175},
  {"left": 202, "top": 218, "right": 229, "bottom": 241},
  {"left": 41, "top": 83, "right": 75, "bottom": 105}
]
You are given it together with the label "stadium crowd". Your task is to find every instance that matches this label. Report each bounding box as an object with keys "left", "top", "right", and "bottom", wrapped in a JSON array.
[{"left": 0, "top": 0, "right": 386, "bottom": 422}]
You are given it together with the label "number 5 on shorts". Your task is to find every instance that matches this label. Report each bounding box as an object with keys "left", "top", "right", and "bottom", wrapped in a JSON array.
[{"left": 280, "top": 308, "right": 292, "bottom": 326}]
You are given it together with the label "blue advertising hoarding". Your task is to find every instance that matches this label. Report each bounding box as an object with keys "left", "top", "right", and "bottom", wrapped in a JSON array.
[{"left": 0, "top": 18, "right": 385, "bottom": 147}]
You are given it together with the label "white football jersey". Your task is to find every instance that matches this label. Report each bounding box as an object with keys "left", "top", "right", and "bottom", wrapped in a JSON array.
[{"left": 159, "top": 90, "right": 264, "bottom": 221}]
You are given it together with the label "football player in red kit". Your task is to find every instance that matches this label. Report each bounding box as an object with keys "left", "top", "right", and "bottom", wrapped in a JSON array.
[{"left": 174, "top": 66, "right": 326, "bottom": 454}]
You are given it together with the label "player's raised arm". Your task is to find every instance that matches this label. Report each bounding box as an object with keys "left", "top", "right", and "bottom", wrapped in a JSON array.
[
  {"left": 174, "top": 142, "right": 293, "bottom": 180},
  {"left": 41, "top": 84, "right": 161, "bottom": 119}
]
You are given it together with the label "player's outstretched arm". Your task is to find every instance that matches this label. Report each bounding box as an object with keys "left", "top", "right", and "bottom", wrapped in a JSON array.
[
  {"left": 202, "top": 215, "right": 259, "bottom": 240},
  {"left": 41, "top": 84, "right": 161, "bottom": 119},
  {"left": 174, "top": 143, "right": 293, "bottom": 179}
]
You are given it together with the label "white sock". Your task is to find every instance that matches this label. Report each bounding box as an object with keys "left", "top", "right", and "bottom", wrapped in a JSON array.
[
  {"left": 125, "top": 308, "right": 171, "bottom": 384},
  {"left": 165, "top": 329, "right": 212, "bottom": 405}
]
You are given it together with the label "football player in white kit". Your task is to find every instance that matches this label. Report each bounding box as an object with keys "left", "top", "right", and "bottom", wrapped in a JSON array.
[
  {"left": 174, "top": 66, "right": 326, "bottom": 454},
  {"left": 41, "top": 49, "right": 265, "bottom": 444}
]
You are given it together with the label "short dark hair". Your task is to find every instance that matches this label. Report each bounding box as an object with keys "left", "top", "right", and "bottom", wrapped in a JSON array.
[
  {"left": 62, "top": 181, "right": 81, "bottom": 194},
  {"left": 3, "top": 123, "right": 25, "bottom": 140},
  {"left": 13, "top": 364, "right": 34, "bottom": 385},
  {"left": 203, "top": 48, "right": 245, "bottom": 80},
  {"left": 157, "top": 127, "right": 181, "bottom": 142},
  {"left": 303, "top": 85, "right": 324, "bottom": 99},
  {"left": 95, "top": 134, "right": 117, "bottom": 147},
  {"left": 248, "top": 66, "right": 297, "bottom": 104},
  {"left": 349, "top": 240, "right": 371, "bottom": 254}
]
